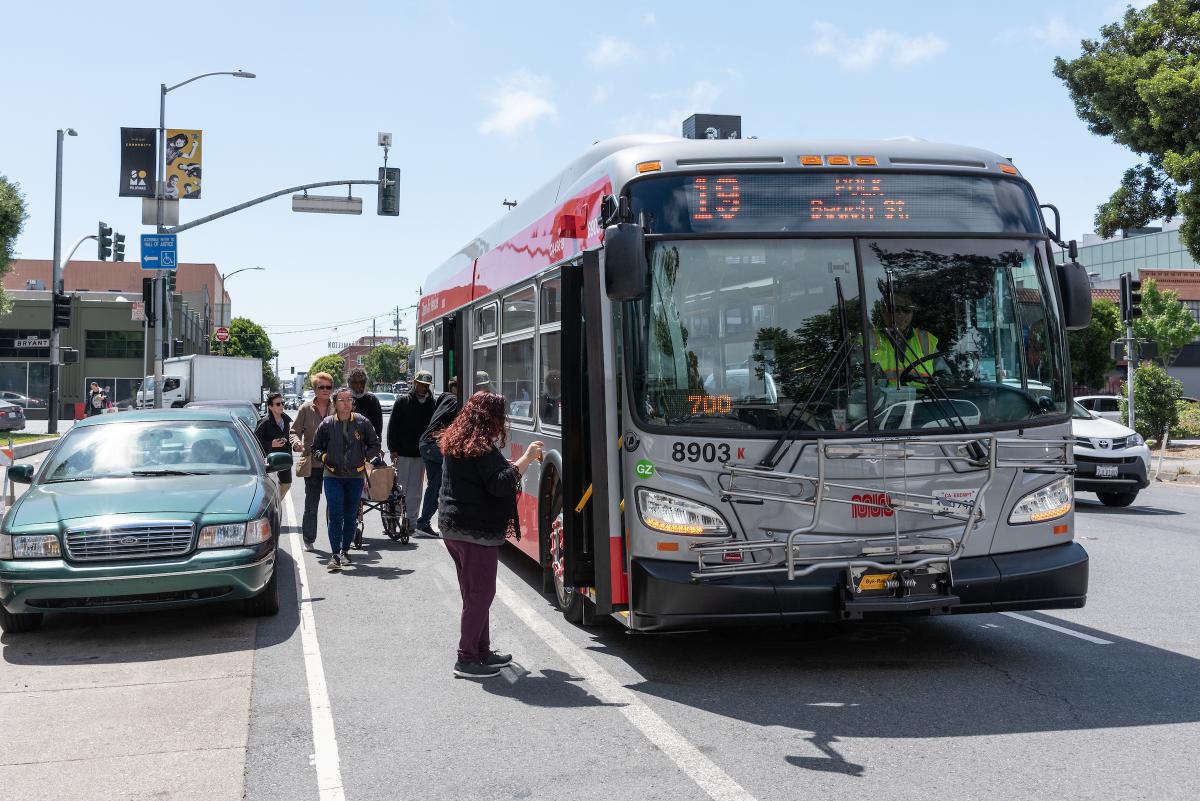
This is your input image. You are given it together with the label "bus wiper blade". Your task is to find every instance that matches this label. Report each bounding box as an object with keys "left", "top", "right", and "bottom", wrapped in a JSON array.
[{"left": 759, "top": 278, "right": 854, "bottom": 468}]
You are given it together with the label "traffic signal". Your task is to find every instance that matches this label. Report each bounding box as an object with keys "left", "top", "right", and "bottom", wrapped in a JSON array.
[
  {"left": 142, "top": 276, "right": 157, "bottom": 326},
  {"left": 1120, "top": 272, "right": 1143, "bottom": 323},
  {"left": 113, "top": 232, "right": 126, "bottom": 262},
  {"left": 378, "top": 167, "right": 400, "bottom": 216},
  {"left": 52, "top": 291, "right": 72, "bottom": 328},
  {"left": 97, "top": 222, "right": 113, "bottom": 260},
  {"left": 60, "top": 347, "right": 79, "bottom": 365}
]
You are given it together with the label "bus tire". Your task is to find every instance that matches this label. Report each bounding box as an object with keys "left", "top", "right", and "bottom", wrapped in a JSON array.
[
  {"left": 1097, "top": 490, "right": 1138, "bottom": 507},
  {"left": 542, "top": 470, "right": 584, "bottom": 623}
]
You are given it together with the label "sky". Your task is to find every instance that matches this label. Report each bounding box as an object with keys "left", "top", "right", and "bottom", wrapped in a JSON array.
[{"left": 1, "top": 0, "right": 1155, "bottom": 375}]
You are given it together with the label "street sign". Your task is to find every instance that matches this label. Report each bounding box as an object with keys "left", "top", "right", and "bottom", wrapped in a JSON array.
[
  {"left": 214, "top": 326, "right": 231, "bottom": 343},
  {"left": 14, "top": 337, "right": 49, "bottom": 348},
  {"left": 141, "top": 234, "right": 178, "bottom": 270},
  {"left": 132, "top": 301, "right": 146, "bottom": 322},
  {"left": 292, "top": 194, "right": 363, "bottom": 215}
]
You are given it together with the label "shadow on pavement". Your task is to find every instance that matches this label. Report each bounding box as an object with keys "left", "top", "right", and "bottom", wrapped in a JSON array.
[
  {"left": 1075, "top": 499, "right": 1184, "bottom": 515},
  {"left": 496, "top": 544, "right": 1200, "bottom": 778},
  {"left": 479, "top": 665, "right": 626, "bottom": 708}
]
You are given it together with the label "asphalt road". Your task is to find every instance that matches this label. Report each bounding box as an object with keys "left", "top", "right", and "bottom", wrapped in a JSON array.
[{"left": 2, "top": 456, "right": 1199, "bottom": 801}]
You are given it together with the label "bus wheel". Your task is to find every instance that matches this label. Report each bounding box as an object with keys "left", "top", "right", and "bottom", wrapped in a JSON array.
[{"left": 549, "top": 510, "right": 584, "bottom": 623}]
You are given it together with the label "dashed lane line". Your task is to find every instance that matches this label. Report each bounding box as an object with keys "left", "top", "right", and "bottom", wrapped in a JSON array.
[
  {"left": 282, "top": 496, "right": 346, "bottom": 801},
  {"left": 495, "top": 576, "right": 760, "bottom": 801},
  {"left": 1000, "top": 611, "right": 1114, "bottom": 645}
]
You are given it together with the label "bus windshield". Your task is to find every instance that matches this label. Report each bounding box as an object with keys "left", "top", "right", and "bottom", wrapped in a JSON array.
[{"left": 631, "top": 238, "right": 1066, "bottom": 434}]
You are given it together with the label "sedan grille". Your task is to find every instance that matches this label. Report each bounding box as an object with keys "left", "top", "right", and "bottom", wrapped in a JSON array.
[{"left": 64, "top": 521, "right": 194, "bottom": 562}]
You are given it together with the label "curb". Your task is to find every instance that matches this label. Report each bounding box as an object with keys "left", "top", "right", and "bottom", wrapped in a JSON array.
[
  {"left": 11, "top": 437, "right": 60, "bottom": 460},
  {"left": 1173, "top": 473, "right": 1200, "bottom": 486}
]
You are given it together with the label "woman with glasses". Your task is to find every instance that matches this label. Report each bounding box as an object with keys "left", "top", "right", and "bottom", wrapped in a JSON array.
[
  {"left": 255, "top": 392, "right": 294, "bottom": 498},
  {"left": 289, "top": 371, "right": 336, "bottom": 550}
]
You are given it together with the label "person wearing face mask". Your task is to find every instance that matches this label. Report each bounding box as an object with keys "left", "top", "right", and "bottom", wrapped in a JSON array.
[
  {"left": 387, "top": 370, "right": 437, "bottom": 534},
  {"left": 347, "top": 366, "right": 383, "bottom": 439}
]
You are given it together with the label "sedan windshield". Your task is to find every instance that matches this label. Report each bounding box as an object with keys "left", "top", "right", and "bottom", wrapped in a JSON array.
[
  {"left": 631, "top": 238, "right": 1066, "bottom": 434},
  {"left": 42, "top": 421, "right": 254, "bottom": 481}
]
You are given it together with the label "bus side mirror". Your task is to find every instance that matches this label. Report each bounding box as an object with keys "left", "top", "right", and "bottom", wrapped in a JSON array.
[
  {"left": 1057, "top": 259, "right": 1092, "bottom": 330},
  {"left": 603, "top": 223, "right": 648, "bottom": 301}
]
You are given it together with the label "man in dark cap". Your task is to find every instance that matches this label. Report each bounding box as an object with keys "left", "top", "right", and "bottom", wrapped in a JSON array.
[{"left": 387, "top": 370, "right": 437, "bottom": 533}]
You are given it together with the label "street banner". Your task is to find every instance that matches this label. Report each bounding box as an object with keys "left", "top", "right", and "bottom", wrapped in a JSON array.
[
  {"left": 119, "top": 127, "right": 157, "bottom": 198},
  {"left": 165, "top": 128, "right": 202, "bottom": 199}
]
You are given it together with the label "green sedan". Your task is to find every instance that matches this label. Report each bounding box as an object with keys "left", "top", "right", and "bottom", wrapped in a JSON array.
[{"left": 0, "top": 409, "right": 292, "bottom": 633}]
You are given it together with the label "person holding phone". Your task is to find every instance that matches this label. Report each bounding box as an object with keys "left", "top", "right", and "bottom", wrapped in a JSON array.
[{"left": 255, "top": 392, "right": 293, "bottom": 498}]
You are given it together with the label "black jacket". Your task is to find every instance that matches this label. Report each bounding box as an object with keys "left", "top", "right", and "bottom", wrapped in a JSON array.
[
  {"left": 254, "top": 412, "right": 293, "bottom": 456},
  {"left": 352, "top": 391, "right": 383, "bottom": 439},
  {"left": 386, "top": 389, "right": 436, "bottom": 457},
  {"left": 419, "top": 392, "right": 460, "bottom": 450},
  {"left": 312, "top": 412, "right": 382, "bottom": 477},
  {"left": 438, "top": 448, "right": 521, "bottom": 539}
]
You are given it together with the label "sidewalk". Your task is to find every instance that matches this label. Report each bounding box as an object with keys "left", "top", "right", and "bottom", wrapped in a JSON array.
[{"left": 1150, "top": 445, "right": 1200, "bottom": 485}]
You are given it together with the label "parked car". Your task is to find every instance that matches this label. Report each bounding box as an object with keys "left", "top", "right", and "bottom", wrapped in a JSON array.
[
  {"left": 1075, "top": 394, "right": 1122, "bottom": 423},
  {"left": 392, "top": 382, "right": 410, "bottom": 395},
  {"left": 0, "top": 391, "right": 45, "bottom": 409},
  {"left": 375, "top": 392, "right": 396, "bottom": 414},
  {"left": 1071, "top": 400, "right": 1150, "bottom": 507},
  {"left": 184, "top": 400, "right": 260, "bottom": 433},
  {"left": 0, "top": 400, "right": 26, "bottom": 432},
  {"left": 283, "top": 394, "right": 299, "bottom": 410},
  {"left": 0, "top": 409, "right": 290, "bottom": 633}
]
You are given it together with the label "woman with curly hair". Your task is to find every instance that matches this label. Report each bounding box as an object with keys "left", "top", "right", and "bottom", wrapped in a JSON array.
[{"left": 437, "top": 391, "right": 542, "bottom": 679}]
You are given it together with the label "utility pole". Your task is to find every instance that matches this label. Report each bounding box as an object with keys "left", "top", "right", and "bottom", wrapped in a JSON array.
[
  {"left": 48, "top": 128, "right": 75, "bottom": 434},
  {"left": 372, "top": 318, "right": 376, "bottom": 349},
  {"left": 393, "top": 305, "right": 401, "bottom": 341}
]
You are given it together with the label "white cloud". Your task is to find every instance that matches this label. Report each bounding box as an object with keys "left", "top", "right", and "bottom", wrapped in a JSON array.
[
  {"left": 589, "top": 37, "right": 636, "bottom": 67},
  {"left": 478, "top": 71, "right": 558, "bottom": 137},
  {"left": 996, "top": 15, "right": 1084, "bottom": 47},
  {"left": 805, "top": 22, "right": 948, "bottom": 71}
]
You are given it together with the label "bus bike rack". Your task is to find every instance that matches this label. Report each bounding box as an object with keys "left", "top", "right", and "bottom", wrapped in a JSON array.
[{"left": 687, "top": 434, "right": 1074, "bottom": 601}]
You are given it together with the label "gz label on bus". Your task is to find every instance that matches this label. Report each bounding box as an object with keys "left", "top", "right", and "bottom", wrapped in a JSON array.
[{"left": 635, "top": 459, "right": 656, "bottom": 479}]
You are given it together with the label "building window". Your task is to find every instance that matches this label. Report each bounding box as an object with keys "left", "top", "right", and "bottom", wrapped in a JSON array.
[
  {"left": 86, "top": 330, "right": 144, "bottom": 359},
  {"left": 0, "top": 329, "right": 51, "bottom": 359}
]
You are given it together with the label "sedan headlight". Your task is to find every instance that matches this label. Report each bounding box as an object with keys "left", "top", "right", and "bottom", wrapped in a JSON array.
[
  {"left": 1, "top": 534, "right": 62, "bottom": 559},
  {"left": 198, "top": 517, "right": 272, "bottom": 549},
  {"left": 635, "top": 488, "right": 729, "bottom": 536},
  {"left": 1009, "top": 477, "right": 1072, "bottom": 524}
]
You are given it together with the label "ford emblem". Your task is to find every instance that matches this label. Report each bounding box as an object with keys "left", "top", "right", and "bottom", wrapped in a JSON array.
[{"left": 120, "top": 536, "right": 139, "bottom": 545}]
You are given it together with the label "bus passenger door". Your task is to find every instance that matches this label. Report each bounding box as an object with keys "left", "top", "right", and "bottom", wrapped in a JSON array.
[
  {"left": 560, "top": 251, "right": 614, "bottom": 615},
  {"left": 441, "top": 310, "right": 464, "bottom": 388}
]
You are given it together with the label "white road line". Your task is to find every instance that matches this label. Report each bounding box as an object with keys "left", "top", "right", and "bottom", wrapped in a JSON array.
[
  {"left": 282, "top": 497, "right": 346, "bottom": 801},
  {"left": 1000, "top": 611, "right": 1114, "bottom": 645},
  {"left": 495, "top": 578, "right": 759, "bottom": 801}
]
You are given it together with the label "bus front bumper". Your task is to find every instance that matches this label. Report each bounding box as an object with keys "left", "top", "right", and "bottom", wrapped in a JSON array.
[{"left": 628, "top": 541, "right": 1088, "bottom": 632}]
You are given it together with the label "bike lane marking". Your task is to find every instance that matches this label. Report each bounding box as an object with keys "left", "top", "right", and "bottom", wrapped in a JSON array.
[
  {"left": 282, "top": 497, "right": 346, "bottom": 801},
  {"left": 999, "top": 612, "right": 1114, "bottom": 645},
  {"left": 494, "top": 577, "right": 759, "bottom": 801}
]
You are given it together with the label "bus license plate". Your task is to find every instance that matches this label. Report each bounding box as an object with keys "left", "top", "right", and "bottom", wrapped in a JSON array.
[
  {"left": 858, "top": 573, "right": 894, "bottom": 592},
  {"left": 1096, "top": 464, "right": 1118, "bottom": 478}
]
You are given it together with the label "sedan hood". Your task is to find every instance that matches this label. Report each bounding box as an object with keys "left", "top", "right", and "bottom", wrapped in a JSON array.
[
  {"left": 1072, "top": 414, "right": 1135, "bottom": 439},
  {"left": 7, "top": 474, "right": 260, "bottom": 529}
]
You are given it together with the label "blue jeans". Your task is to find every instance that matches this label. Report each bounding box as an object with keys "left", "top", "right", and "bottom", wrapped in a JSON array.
[
  {"left": 418, "top": 441, "right": 443, "bottom": 527},
  {"left": 323, "top": 475, "right": 362, "bottom": 554}
]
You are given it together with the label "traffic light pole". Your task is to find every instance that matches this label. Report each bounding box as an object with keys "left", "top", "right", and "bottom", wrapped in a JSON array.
[
  {"left": 153, "top": 83, "right": 167, "bottom": 410},
  {"left": 1126, "top": 321, "right": 1136, "bottom": 432},
  {"left": 48, "top": 130, "right": 65, "bottom": 435}
]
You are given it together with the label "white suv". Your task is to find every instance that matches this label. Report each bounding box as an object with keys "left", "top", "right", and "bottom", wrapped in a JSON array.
[
  {"left": 1075, "top": 394, "right": 1122, "bottom": 423},
  {"left": 1071, "top": 401, "right": 1150, "bottom": 507}
]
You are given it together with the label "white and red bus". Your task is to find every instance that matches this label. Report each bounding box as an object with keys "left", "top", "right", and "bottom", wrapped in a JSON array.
[{"left": 418, "top": 133, "right": 1093, "bottom": 630}]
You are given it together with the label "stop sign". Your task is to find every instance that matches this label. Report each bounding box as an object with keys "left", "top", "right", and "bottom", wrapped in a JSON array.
[{"left": 214, "top": 326, "right": 230, "bottom": 343}]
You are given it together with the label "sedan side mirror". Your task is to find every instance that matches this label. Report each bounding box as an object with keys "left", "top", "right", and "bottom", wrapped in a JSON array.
[
  {"left": 8, "top": 464, "right": 35, "bottom": 484},
  {"left": 266, "top": 452, "right": 293, "bottom": 471}
]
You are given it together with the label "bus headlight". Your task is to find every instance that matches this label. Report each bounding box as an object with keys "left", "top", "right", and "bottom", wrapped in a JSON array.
[
  {"left": 1008, "top": 477, "right": 1072, "bottom": 524},
  {"left": 636, "top": 488, "right": 729, "bottom": 536}
]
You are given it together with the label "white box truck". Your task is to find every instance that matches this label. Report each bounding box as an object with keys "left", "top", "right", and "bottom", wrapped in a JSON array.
[{"left": 137, "top": 355, "right": 261, "bottom": 408}]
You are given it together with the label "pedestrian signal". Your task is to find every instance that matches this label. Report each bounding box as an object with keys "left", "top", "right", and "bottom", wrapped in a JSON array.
[{"left": 52, "top": 292, "right": 72, "bottom": 328}]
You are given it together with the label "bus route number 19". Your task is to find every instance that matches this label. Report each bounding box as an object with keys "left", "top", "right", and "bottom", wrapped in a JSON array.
[{"left": 672, "top": 442, "right": 733, "bottom": 463}]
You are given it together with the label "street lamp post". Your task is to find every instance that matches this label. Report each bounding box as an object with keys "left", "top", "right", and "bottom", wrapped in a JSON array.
[
  {"left": 216, "top": 267, "right": 265, "bottom": 354},
  {"left": 48, "top": 127, "right": 77, "bottom": 435},
  {"left": 153, "top": 69, "right": 255, "bottom": 408}
]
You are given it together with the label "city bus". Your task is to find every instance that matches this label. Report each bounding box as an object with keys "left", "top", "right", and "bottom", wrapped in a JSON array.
[{"left": 417, "top": 133, "right": 1093, "bottom": 630}]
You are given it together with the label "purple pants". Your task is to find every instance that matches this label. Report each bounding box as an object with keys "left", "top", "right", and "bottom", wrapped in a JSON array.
[{"left": 444, "top": 538, "right": 500, "bottom": 663}]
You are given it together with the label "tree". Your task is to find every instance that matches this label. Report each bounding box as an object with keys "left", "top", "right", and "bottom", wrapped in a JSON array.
[
  {"left": 1067, "top": 298, "right": 1121, "bottom": 391},
  {"left": 0, "top": 174, "right": 28, "bottom": 317},
  {"left": 1119, "top": 360, "right": 1182, "bottom": 441},
  {"left": 212, "top": 316, "right": 277, "bottom": 390},
  {"left": 307, "top": 354, "right": 345, "bottom": 386},
  {"left": 362, "top": 343, "right": 412, "bottom": 385},
  {"left": 1133, "top": 277, "right": 1200, "bottom": 365},
  {"left": 1053, "top": 1, "right": 1200, "bottom": 260}
]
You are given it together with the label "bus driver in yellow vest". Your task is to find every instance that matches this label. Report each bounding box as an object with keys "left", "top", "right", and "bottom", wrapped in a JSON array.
[{"left": 869, "top": 290, "right": 940, "bottom": 385}]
